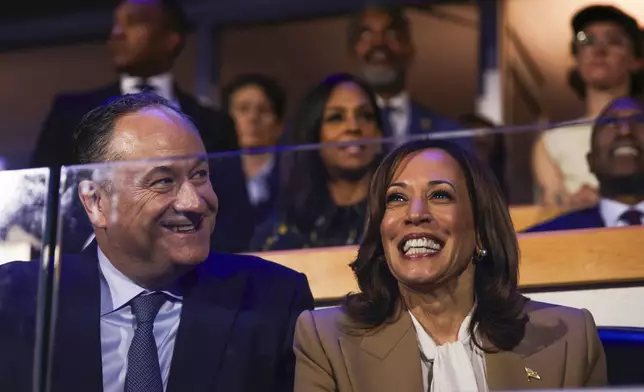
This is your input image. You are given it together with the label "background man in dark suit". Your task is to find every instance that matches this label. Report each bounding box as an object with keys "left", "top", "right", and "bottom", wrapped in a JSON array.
[
  {"left": 525, "top": 97, "right": 644, "bottom": 232},
  {"left": 32, "top": 0, "right": 238, "bottom": 168},
  {"left": 0, "top": 93, "right": 314, "bottom": 392},
  {"left": 348, "top": 4, "right": 463, "bottom": 142},
  {"left": 31, "top": 0, "right": 254, "bottom": 252}
]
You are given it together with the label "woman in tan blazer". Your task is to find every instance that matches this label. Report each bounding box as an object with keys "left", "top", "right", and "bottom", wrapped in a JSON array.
[{"left": 294, "top": 140, "right": 606, "bottom": 391}]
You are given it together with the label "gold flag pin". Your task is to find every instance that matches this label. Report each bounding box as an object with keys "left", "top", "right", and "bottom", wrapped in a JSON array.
[{"left": 525, "top": 367, "right": 541, "bottom": 381}]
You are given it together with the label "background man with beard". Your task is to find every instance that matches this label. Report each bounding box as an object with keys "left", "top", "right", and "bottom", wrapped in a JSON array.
[
  {"left": 348, "top": 4, "right": 463, "bottom": 142},
  {"left": 525, "top": 96, "right": 644, "bottom": 232},
  {"left": 0, "top": 93, "right": 313, "bottom": 392}
]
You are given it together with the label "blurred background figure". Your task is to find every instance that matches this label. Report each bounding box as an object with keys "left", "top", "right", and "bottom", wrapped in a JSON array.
[
  {"left": 348, "top": 4, "right": 462, "bottom": 140},
  {"left": 526, "top": 96, "right": 644, "bottom": 232},
  {"left": 222, "top": 73, "right": 286, "bottom": 223},
  {"left": 31, "top": 0, "right": 238, "bottom": 169},
  {"left": 458, "top": 113, "right": 506, "bottom": 195},
  {"left": 251, "top": 73, "right": 382, "bottom": 251},
  {"left": 532, "top": 5, "right": 642, "bottom": 210}
]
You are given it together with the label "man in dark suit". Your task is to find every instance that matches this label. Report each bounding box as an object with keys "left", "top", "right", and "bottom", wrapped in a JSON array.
[
  {"left": 32, "top": 0, "right": 237, "bottom": 167},
  {"left": 525, "top": 97, "right": 644, "bottom": 232},
  {"left": 31, "top": 0, "right": 254, "bottom": 252},
  {"left": 348, "top": 4, "right": 464, "bottom": 143},
  {"left": 0, "top": 93, "right": 314, "bottom": 392}
]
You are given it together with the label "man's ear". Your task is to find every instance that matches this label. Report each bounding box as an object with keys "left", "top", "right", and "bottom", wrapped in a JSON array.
[
  {"left": 164, "top": 31, "right": 181, "bottom": 55},
  {"left": 78, "top": 180, "right": 108, "bottom": 229}
]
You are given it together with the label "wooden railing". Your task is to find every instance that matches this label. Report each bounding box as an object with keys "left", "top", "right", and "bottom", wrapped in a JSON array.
[{"left": 249, "top": 226, "right": 644, "bottom": 302}]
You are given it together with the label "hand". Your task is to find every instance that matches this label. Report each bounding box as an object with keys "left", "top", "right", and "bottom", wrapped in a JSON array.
[
  {"left": 568, "top": 184, "right": 599, "bottom": 211},
  {"left": 541, "top": 188, "right": 570, "bottom": 208}
]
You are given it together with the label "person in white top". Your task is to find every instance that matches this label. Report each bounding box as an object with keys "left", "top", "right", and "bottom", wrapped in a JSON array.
[
  {"left": 532, "top": 5, "right": 642, "bottom": 210},
  {"left": 526, "top": 96, "right": 644, "bottom": 232},
  {"left": 293, "top": 139, "right": 606, "bottom": 391}
]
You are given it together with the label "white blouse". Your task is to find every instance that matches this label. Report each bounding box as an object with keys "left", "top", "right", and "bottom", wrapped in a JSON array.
[
  {"left": 409, "top": 310, "right": 488, "bottom": 392},
  {"left": 541, "top": 119, "right": 598, "bottom": 194}
]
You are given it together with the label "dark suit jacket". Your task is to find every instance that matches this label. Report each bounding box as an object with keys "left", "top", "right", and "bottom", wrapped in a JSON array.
[
  {"left": 31, "top": 83, "right": 239, "bottom": 168},
  {"left": 294, "top": 300, "right": 606, "bottom": 391},
  {"left": 391, "top": 101, "right": 473, "bottom": 151},
  {"left": 0, "top": 244, "right": 314, "bottom": 392},
  {"left": 523, "top": 206, "right": 605, "bottom": 233},
  {"left": 31, "top": 83, "right": 255, "bottom": 253},
  {"left": 407, "top": 101, "right": 462, "bottom": 136}
]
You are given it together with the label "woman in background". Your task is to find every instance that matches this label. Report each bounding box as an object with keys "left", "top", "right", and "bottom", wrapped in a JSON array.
[
  {"left": 532, "top": 5, "right": 642, "bottom": 210},
  {"left": 294, "top": 140, "right": 605, "bottom": 391},
  {"left": 251, "top": 73, "right": 383, "bottom": 251},
  {"left": 222, "top": 73, "right": 287, "bottom": 223}
]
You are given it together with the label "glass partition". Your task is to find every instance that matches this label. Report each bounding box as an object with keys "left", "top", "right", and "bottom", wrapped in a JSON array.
[
  {"left": 51, "top": 118, "right": 612, "bottom": 256},
  {"left": 0, "top": 167, "right": 50, "bottom": 391},
  {"left": 47, "top": 114, "right": 644, "bottom": 388}
]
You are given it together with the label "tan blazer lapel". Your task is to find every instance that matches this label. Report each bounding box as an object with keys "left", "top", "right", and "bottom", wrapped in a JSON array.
[
  {"left": 486, "top": 336, "right": 567, "bottom": 390},
  {"left": 339, "top": 312, "right": 424, "bottom": 392}
]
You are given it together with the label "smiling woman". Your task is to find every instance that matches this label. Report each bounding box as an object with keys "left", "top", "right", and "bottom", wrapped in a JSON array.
[
  {"left": 249, "top": 73, "right": 383, "bottom": 251},
  {"left": 293, "top": 140, "right": 607, "bottom": 392}
]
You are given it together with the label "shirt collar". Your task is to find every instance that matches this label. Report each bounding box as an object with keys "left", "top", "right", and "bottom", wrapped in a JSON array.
[
  {"left": 598, "top": 198, "right": 644, "bottom": 227},
  {"left": 120, "top": 72, "right": 175, "bottom": 102},
  {"left": 97, "top": 246, "right": 182, "bottom": 316},
  {"left": 376, "top": 91, "right": 410, "bottom": 113},
  {"left": 251, "top": 155, "right": 275, "bottom": 181},
  {"left": 408, "top": 306, "right": 476, "bottom": 361}
]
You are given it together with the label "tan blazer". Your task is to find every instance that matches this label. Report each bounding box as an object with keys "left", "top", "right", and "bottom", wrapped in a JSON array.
[{"left": 294, "top": 300, "right": 606, "bottom": 391}]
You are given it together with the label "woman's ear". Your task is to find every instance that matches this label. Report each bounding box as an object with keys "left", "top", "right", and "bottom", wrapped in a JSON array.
[{"left": 78, "top": 180, "right": 108, "bottom": 229}]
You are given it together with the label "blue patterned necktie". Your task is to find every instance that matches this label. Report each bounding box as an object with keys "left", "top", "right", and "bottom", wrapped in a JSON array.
[
  {"left": 620, "top": 209, "right": 643, "bottom": 226},
  {"left": 380, "top": 105, "right": 395, "bottom": 138},
  {"left": 136, "top": 80, "right": 156, "bottom": 94},
  {"left": 124, "top": 292, "right": 166, "bottom": 392}
]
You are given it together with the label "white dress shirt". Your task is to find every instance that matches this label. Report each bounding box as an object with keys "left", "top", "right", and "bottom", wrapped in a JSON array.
[
  {"left": 120, "top": 73, "right": 178, "bottom": 107},
  {"left": 98, "top": 247, "right": 183, "bottom": 392},
  {"left": 409, "top": 309, "right": 488, "bottom": 392},
  {"left": 376, "top": 91, "right": 411, "bottom": 138},
  {"left": 246, "top": 156, "right": 275, "bottom": 206},
  {"left": 599, "top": 198, "right": 644, "bottom": 227}
]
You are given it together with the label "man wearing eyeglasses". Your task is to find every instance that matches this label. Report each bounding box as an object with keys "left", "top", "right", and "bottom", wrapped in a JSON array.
[{"left": 526, "top": 96, "right": 644, "bottom": 232}]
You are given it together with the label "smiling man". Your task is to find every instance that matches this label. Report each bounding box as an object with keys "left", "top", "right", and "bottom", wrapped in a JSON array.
[
  {"left": 526, "top": 96, "right": 644, "bottom": 231},
  {"left": 348, "top": 5, "right": 463, "bottom": 140},
  {"left": 0, "top": 93, "right": 313, "bottom": 392}
]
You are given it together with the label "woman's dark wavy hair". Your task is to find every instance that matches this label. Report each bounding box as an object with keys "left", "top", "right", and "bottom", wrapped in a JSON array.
[
  {"left": 277, "top": 73, "right": 383, "bottom": 233},
  {"left": 343, "top": 139, "right": 528, "bottom": 351}
]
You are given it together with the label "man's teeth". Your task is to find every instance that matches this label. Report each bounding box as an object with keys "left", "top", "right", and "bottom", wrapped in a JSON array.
[
  {"left": 613, "top": 146, "right": 639, "bottom": 157},
  {"left": 169, "top": 224, "right": 196, "bottom": 233},
  {"left": 403, "top": 237, "right": 442, "bottom": 255}
]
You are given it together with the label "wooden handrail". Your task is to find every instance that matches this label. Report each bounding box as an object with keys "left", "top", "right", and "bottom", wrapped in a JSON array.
[{"left": 248, "top": 226, "right": 644, "bottom": 302}]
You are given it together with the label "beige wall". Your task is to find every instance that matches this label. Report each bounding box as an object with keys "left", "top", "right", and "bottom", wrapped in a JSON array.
[
  {"left": 0, "top": 35, "right": 198, "bottom": 169},
  {"left": 220, "top": 5, "right": 478, "bottom": 121}
]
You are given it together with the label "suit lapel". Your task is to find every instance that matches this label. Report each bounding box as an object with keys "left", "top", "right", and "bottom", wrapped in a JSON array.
[
  {"left": 485, "top": 334, "right": 567, "bottom": 390},
  {"left": 166, "top": 254, "right": 248, "bottom": 392},
  {"left": 588, "top": 206, "right": 606, "bottom": 228},
  {"left": 51, "top": 246, "right": 103, "bottom": 392},
  {"left": 339, "top": 311, "right": 424, "bottom": 392},
  {"left": 408, "top": 102, "right": 433, "bottom": 135}
]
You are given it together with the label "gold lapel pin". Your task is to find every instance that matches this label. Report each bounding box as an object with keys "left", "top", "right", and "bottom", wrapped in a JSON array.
[
  {"left": 421, "top": 118, "right": 432, "bottom": 130},
  {"left": 525, "top": 367, "right": 541, "bottom": 381}
]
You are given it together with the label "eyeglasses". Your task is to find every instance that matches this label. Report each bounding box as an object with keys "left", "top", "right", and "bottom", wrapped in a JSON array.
[{"left": 575, "top": 30, "right": 631, "bottom": 51}]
